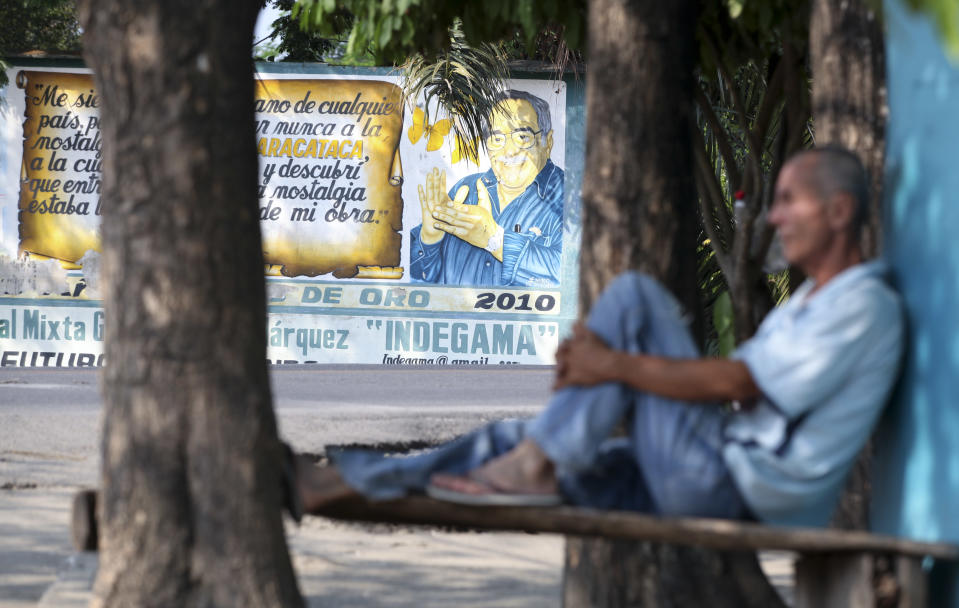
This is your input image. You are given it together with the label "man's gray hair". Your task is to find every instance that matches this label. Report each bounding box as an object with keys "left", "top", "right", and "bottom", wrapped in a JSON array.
[
  {"left": 796, "top": 145, "right": 870, "bottom": 236},
  {"left": 481, "top": 89, "right": 552, "bottom": 144}
]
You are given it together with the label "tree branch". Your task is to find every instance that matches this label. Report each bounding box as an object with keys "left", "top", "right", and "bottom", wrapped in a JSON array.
[
  {"left": 782, "top": 33, "right": 810, "bottom": 158},
  {"left": 702, "top": 30, "right": 763, "bottom": 196},
  {"left": 692, "top": 127, "right": 735, "bottom": 248},
  {"left": 751, "top": 56, "right": 787, "bottom": 159},
  {"left": 694, "top": 159, "right": 734, "bottom": 282},
  {"left": 695, "top": 86, "right": 742, "bottom": 190}
]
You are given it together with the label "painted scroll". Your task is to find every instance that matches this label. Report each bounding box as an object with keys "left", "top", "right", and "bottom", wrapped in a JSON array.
[
  {"left": 16, "top": 71, "right": 101, "bottom": 267},
  {"left": 254, "top": 79, "right": 405, "bottom": 278}
]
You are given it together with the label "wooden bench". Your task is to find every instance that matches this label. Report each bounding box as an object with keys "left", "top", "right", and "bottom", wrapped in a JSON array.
[{"left": 71, "top": 490, "right": 958, "bottom": 607}]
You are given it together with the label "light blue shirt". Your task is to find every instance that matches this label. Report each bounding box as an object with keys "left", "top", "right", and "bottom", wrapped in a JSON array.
[
  {"left": 409, "top": 160, "right": 563, "bottom": 287},
  {"left": 723, "top": 261, "right": 904, "bottom": 527}
]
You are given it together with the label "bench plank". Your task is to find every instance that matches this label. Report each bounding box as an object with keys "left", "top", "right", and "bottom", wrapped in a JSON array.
[{"left": 315, "top": 495, "right": 959, "bottom": 561}]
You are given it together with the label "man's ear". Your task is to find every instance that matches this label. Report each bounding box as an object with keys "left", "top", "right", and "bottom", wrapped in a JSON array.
[
  {"left": 545, "top": 130, "right": 554, "bottom": 156},
  {"left": 827, "top": 192, "right": 856, "bottom": 232}
]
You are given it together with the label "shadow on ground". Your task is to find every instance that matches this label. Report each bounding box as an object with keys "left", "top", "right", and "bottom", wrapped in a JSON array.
[
  {"left": 0, "top": 488, "right": 75, "bottom": 607},
  {"left": 289, "top": 519, "right": 563, "bottom": 608}
]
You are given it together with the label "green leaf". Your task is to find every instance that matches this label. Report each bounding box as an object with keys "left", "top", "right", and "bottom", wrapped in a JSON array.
[
  {"left": 345, "top": 24, "right": 360, "bottom": 55},
  {"left": 727, "top": 0, "right": 744, "bottom": 19},
  {"left": 518, "top": 0, "right": 535, "bottom": 39},
  {"left": 401, "top": 17, "right": 415, "bottom": 45},
  {"left": 712, "top": 291, "right": 736, "bottom": 357},
  {"left": 378, "top": 16, "right": 393, "bottom": 48},
  {"left": 313, "top": 3, "right": 324, "bottom": 29}
]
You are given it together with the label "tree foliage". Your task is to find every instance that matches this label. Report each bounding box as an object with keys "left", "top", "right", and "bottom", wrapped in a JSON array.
[
  {"left": 694, "top": 0, "right": 813, "bottom": 340},
  {"left": 291, "top": 0, "right": 585, "bottom": 64},
  {"left": 0, "top": 0, "right": 81, "bottom": 55},
  {"left": 257, "top": 0, "right": 350, "bottom": 62},
  {"left": 0, "top": 0, "right": 82, "bottom": 88}
]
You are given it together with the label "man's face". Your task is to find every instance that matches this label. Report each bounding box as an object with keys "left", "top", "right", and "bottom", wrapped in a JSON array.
[
  {"left": 487, "top": 99, "right": 553, "bottom": 191},
  {"left": 768, "top": 157, "right": 835, "bottom": 271}
]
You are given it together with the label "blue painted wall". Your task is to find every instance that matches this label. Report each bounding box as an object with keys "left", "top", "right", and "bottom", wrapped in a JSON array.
[{"left": 874, "top": 1, "right": 959, "bottom": 602}]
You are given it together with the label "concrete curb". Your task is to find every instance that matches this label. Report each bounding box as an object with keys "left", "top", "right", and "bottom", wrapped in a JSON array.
[{"left": 37, "top": 552, "right": 97, "bottom": 607}]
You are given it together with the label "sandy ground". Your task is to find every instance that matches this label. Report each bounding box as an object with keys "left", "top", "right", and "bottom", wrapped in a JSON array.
[{"left": 1, "top": 487, "right": 565, "bottom": 608}]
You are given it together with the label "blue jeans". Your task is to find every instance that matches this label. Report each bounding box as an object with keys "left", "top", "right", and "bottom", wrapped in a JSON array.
[{"left": 334, "top": 273, "right": 748, "bottom": 519}]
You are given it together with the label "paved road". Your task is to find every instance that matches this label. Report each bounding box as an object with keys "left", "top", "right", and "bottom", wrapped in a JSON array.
[{"left": 0, "top": 364, "right": 554, "bottom": 487}]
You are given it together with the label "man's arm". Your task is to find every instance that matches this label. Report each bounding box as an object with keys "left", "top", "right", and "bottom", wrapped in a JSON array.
[
  {"left": 409, "top": 225, "right": 444, "bottom": 283},
  {"left": 554, "top": 322, "right": 760, "bottom": 404}
]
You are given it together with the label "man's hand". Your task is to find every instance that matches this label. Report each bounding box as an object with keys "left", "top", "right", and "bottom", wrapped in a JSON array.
[
  {"left": 554, "top": 322, "right": 618, "bottom": 390},
  {"left": 555, "top": 321, "right": 762, "bottom": 403},
  {"left": 417, "top": 167, "right": 468, "bottom": 245},
  {"left": 429, "top": 180, "right": 503, "bottom": 260}
]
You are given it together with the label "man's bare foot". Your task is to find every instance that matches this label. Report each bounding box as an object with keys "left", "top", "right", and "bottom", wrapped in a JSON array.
[
  {"left": 294, "top": 456, "right": 360, "bottom": 513},
  {"left": 432, "top": 438, "right": 558, "bottom": 496}
]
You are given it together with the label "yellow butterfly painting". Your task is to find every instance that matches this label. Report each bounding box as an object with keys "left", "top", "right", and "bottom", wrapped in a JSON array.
[{"left": 408, "top": 107, "right": 451, "bottom": 152}]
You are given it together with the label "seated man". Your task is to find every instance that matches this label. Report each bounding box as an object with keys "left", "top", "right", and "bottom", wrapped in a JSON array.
[{"left": 294, "top": 146, "right": 903, "bottom": 528}]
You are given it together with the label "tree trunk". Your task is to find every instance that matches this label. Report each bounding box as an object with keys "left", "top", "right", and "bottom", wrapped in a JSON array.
[
  {"left": 564, "top": 541, "right": 787, "bottom": 608},
  {"left": 810, "top": 0, "right": 886, "bottom": 532},
  {"left": 810, "top": 0, "right": 886, "bottom": 258},
  {"left": 77, "top": 1, "right": 304, "bottom": 606},
  {"left": 577, "top": 0, "right": 701, "bottom": 341},
  {"left": 564, "top": 0, "right": 784, "bottom": 606}
]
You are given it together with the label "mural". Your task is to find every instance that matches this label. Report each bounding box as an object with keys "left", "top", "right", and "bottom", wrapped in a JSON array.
[
  {"left": 0, "top": 64, "right": 578, "bottom": 366},
  {"left": 410, "top": 91, "right": 563, "bottom": 288}
]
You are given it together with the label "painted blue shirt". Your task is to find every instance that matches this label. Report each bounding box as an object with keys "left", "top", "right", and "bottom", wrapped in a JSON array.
[
  {"left": 723, "top": 261, "right": 904, "bottom": 527},
  {"left": 410, "top": 160, "right": 564, "bottom": 287}
]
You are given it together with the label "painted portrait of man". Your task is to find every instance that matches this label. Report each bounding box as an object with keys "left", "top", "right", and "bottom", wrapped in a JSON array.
[{"left": 409, "top": 89, "right": 564, "bottom": 287}]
